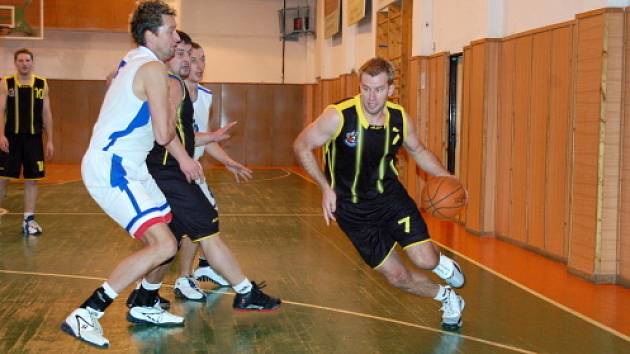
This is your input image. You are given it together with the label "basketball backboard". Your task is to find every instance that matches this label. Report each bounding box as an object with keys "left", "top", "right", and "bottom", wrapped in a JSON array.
[{"left": 0, "top": 0, "right": 44, "bottom": 40}]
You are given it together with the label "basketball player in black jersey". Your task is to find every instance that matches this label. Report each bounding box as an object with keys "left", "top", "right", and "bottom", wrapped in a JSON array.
[
  {"left": 127, "top": 31, "right": 281, "bottom": 313},
  {"left": 0, "top": 48, "right": 54, "bottom": 235},
  {"left": 294, "top": 57, "right": 467, "bottom": 330}
]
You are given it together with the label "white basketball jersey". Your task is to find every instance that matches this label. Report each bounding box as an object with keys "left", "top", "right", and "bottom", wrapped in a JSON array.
[
  {"left": 193, "top": 84, "right": 213, "bottom": 160},
  {"left": 87, "top": 46, "right": 161, "bottom": 164}
]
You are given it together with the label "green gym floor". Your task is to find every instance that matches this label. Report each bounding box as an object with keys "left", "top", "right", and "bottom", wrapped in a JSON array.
[{"left": 0, "top": 167, "right": 628, "bottom": 353}]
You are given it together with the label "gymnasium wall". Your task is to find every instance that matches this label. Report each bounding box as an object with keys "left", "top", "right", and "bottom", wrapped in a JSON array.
[
  {"left": 449, "top": 9, "right": 629, "bottom": 284},
  {"left": 47, "top": 81, "right": 304, "bottom": 167},
  {"left": 0, "top": 0, "right": 312, "bottom": 83},
  {"left": 306, "top": 5, "right": 630, "bottom": 285}
]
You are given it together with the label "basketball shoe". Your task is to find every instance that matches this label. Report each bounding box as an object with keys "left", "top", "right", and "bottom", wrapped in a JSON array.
[
  {"left": 440, "top": 286, "right": 465, "bottom": 331},
  {"left": 126, "top": 288, "right": 171, "bottom": 310},
  {"left": 61, "top": 307, "right": 109, "bottom": 348},
  {"left": 233, "top": 281, "right": 281, "bottom": 312},
  {"left": 22, "top": 215, "right": 42, "bottom": 235},
  {"left": 127, "top": 303, "right": 184, "bottom": 327},
  {"left": 174, "top": 276, "right": 206, "bottom": 301},
  {"left": 193, "top": 266, "right": 230, "bottom": 287},
  {"left": 432, "top": 254, "right": 465, "bottom": 288}
]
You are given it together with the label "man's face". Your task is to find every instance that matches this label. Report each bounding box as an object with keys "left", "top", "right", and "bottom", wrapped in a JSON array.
[
  {"left": 14, "top": 53, "right": 33, "bottom": 76},
  {"left": 189, "top": 47, "right": 205, "bottom": 83},
  {"left": 168, "top": 41, "right": 192, "bottom": 78},
  {"left": 150, "top": 14, "right": 179, "bottom": 61},
  {"left": 359, "top": 72, "right": 393, "bottom": 116}
]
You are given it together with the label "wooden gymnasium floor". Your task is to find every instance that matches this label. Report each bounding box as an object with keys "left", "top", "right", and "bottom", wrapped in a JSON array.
[{"left": 0, "top": 165, "right": 629, "bottom": 353}]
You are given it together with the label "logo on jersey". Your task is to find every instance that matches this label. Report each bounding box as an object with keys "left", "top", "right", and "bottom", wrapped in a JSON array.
[
  {"left": 7, "top": 88, "right": 15, "bottom": 97},
  {"left": 344, "top": 131, "right": 358, "bottom": 148}
]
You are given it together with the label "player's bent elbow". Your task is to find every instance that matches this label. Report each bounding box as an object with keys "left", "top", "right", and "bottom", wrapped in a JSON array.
[{"left": 155, "top": 130, "right": 175, "bottom": 146}]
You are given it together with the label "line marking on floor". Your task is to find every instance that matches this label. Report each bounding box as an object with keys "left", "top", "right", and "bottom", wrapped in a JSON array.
[
  {"left": 290, "top": 168, "right": 630, "bottom": 343},
  {"left": 0, "top": 268, "right": 536, "bottom": 353}
]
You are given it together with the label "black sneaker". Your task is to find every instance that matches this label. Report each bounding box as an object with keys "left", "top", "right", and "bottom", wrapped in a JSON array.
[
  {"left": 126, "top": 289, "right": 171, "bottom": 310},
  {"left": 233, "top": 281, "right": 281, "bottom": 312}
]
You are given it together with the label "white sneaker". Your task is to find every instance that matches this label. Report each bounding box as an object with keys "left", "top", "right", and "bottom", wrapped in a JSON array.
[
  {"left": 440, "top": 287, "right": 465, "bottom": 330},
  {"left": 174, "top": 276, "right": 206, "bottom": 301},
  {"left": 127, "top": 303, "right": 185, "bottom": 327},
  {"left": 61, "top": 307, "right": 109, "bottom": 348},
  {"left": 22, "top": 216, "right": 42, "bottom": 235},
  {"left": 433, "top": 254, "right": 465, "bottom": 288},
  {"left": 193, "top": 266, "right": 230, "bottom": 287}
]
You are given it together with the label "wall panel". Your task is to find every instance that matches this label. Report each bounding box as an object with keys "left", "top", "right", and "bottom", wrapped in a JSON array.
[
  {"left": 569, "top": 12, "right": 604, "bottom": 276},
  {"left": 510, "top": 36, "right": 532, "bottom": 244},
  {"left": 528, "top": 31, "right": 552, "bottom": 250},
  {"left": 496, "top": 40, "right": 515, "bottom": 237},
  {"left": 545, "top": 26, "right": 573, "bottom": 258},
  {"left": 620, "top": 9, "right": 630, "bottom": 285},
  {"left": 47, "top": 81, "right": 303, "bottom": 167}
]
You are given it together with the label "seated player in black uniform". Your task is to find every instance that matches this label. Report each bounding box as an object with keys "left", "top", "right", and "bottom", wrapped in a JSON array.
[{"left": 293, "top": 57, "right": 466, "bottom": 330}]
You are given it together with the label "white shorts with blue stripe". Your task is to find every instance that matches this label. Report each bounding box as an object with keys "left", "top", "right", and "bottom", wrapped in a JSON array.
[{"left": 81, "top": 150, "right": 171, "bottom": 238}]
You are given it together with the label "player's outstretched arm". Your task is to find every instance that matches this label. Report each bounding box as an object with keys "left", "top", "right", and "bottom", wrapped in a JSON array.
[
  {"left": 293, "top": 108, "right": 341, "bottom": 225},
  {"left": 204, "top": 143, "right": 253, "bottom": 183},
  {"left": 195, "top": 121, "right": 237, "bottom": 146}
]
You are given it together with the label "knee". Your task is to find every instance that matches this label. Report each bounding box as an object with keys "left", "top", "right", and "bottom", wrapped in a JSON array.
[
  {"left": 152, "top": 236, "right": 178, "bottom": 261},
  {"left": 409, "top": 247, "right": 439, "bottom": 270},
  {"left": 383, "top": 269, "right": 412, "bottom": 289}
]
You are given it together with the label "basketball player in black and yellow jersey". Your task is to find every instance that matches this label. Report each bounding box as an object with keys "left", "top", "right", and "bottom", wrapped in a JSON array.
[
  {"left": 0, "top": 48, "right": 54, "bottom": 235},
  {"left": 294, "top": 57, "right": 467, "bottom": 330}
]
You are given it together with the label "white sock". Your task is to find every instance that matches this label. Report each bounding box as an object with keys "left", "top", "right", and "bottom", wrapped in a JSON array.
[
  {"left": 141, "top": 279, "right": 162, "bottom": 291},
  {"left": 24, "top": 212, "right": 34, "bottom": 220},
  {"left": 233, "top": 278, "right": 253, "bottom": 294},
  {"left": 434, "top": 285, "right": 448, "bottom": 301},
  {"left": 102, "top": 282, "right": 119, "bottom": 300}
]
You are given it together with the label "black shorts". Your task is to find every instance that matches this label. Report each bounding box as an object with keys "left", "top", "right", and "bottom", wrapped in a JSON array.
[
  {"left": 335, "top": 185, "right": 430, "bottom": 268},
  {"left": 151, "top": 168, "right": 219, "bottom": 243},
  {"left": 0, "top": 134, "right": 45, "bottom": 179}
]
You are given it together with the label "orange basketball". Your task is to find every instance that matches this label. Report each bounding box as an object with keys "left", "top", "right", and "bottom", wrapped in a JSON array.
[{"left": 420, "top": 176, "right": 467, "bottom": 220}]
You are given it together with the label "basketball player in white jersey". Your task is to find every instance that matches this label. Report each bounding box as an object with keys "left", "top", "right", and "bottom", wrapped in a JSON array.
[
  {"left": 173, "top": 42, "right": 253, "bottom": 300},
  {"left": 60, "top": 1, "right": 196, "bottom": 348}
]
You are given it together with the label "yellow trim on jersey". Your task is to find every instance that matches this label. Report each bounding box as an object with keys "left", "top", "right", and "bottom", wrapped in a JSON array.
[
  {"left": 374, "top": 243, "right": 397, "bottom": 270},
  {"left": 350, "top": 121, "right": 364, "bottom": 203},
  {"left": 376, "top": 110, "right": 391, "bottom": 194},
  {"left": 30, "top": 81, "right": 34, "bottom": 134},
  {"left": 192, "top": 231, "right": 221, "bottom": 243},
  {"left": 326, "top": 104, "right": 346, "bottom": 140},
  {"left": 402, "top": 239, "right": 432, "bottom": 250},
  {"left": 386, "top": 101, "right": 408, "bottom": 139},
  {"left": 13, "top": 75, "right": 20, "bottom": 134},
  {"left": 390, "top": 160, "right": 399, "bottom": 176},
  {"left": 354, "top": 94, "right": 370, "bottom": 129}
]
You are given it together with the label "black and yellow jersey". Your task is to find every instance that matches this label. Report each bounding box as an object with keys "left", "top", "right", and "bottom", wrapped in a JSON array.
[
  {"left": 146, "top": 72, "right": 195, "bottom": 170},
  {"left": 3, "top": 74, "right": 47, "bottom": 135},
  {"left": 324, "top": 94, "right": 408, "bottom": 203}
]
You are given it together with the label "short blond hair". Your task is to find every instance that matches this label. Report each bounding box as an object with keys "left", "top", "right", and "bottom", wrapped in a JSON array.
[{"left": 359, "top": 57, "right": 395, "bottom": 84}]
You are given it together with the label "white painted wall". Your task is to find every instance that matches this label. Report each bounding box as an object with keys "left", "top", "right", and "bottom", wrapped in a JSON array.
[
  {"left": 418, "top": 0, "right": 630, "bottom": 55},
  {"left": 180, "top": 0, "right": 313, "bottom": 83},
  {"left": 0, "top": 0, "right": 314, "bottom": 83},
  {"left": 1, "top": 30, "right": 133, "bottom": 80}
]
